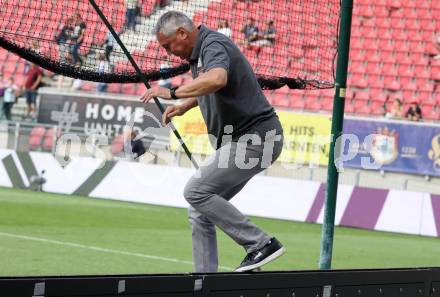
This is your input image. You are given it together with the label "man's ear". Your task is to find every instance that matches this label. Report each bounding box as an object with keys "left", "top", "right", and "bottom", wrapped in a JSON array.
[{"left": 176, "top": 27, "right": 189, "bottom": 40}]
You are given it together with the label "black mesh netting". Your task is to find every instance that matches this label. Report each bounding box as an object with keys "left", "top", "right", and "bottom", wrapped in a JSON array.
[{"left": 0, "top": 0, "right": 340, "bottom": 89}]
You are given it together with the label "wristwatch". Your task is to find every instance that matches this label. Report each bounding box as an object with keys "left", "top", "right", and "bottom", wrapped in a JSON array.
[{"left": 170, "top": 87, "right": 179, "bottom": 99}]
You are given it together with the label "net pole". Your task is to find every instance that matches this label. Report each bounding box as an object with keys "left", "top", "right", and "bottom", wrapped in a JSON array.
[
  {"left": 88, "top": 0, "right": 199, "bottom": 170},
  {"left": 319, "top": 0, "right": 353, "bottom": 270}
]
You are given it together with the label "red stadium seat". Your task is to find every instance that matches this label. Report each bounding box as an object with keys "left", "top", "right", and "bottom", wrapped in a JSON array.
[
  {"left": 370, "top": 101, "right": 386, "bottom": 116},
  {"left": 379, "top": 39, "right": 394, "bottom": 52},
  {"left": 42, "top": 128, "right": 60, "bottom": 151},
  {"left": 29, "top": 126, "right": 46, "bottom": 150},
  {"left": 271, "top": 92, "right": 290, "bottom": 108},
  {"left": 370, "top": 88, "right": 388, "bottom": 102},
  {"left": 344, "top": 100, "right": 355, "bottom": 113},
  {"left": 422, "top": 105, "right": 438, "bottom": 120},
  {"left": 355, "top": 91, "right": 370, "bottom": 101},
  {"left": 351, "top": 74, "right": 368, "bottom": 89},
  {"left": 401, "top": 79, "right": 418, "bottom": 91},
  {"left": 395, "top": 52, "right": 412, "bottom": 65},
  {"left": 321, "top": 97, "right": 334, "bottom": 112},
  {"left": 368, "top": 75, "right": 385, "bottom": 89},
  {"left": 419, "top": 93, "right": 436, "bottom": 105},
  {"left": 420, "top": 19, "right": 436, "bottom": 30},
  {"left": 304, "top": 96, "right": 321, "bottom": 111},
  {"left": 382, "top": 63, "right": 398, "bottom": 76},
  {"left": 289, "top": 96, "right": 306, "bottom": 110},
  {"left": 417, "top": 80, "right": 435, "bottom": 92},
  {"left": 354, "top": 100, "right": 372, "bottom": 115},
  {"left": 384, "top": 76, "right": 401, "bottom": 91},
  {"left": 430, "top": 66, "right": 440, "bottom": 80}
]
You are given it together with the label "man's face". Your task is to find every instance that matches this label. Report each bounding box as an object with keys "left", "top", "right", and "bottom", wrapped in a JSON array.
[{"left": 157, "top": 28, "right": 192, "bottom": 60}]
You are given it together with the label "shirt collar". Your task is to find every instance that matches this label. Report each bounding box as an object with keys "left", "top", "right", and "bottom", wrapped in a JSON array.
[{"left": 189, "top": 25, "right": 208, "bottom": 63}]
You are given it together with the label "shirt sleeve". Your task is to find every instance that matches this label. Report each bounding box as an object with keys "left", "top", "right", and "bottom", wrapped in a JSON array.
[{"left": 202, "top": 41, "right": 230, "bottom": 73}]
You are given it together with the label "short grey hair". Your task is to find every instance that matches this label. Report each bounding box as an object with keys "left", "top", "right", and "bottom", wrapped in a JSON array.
[{"left": 154, "top": 11, "right": 196, "bottom": 36}]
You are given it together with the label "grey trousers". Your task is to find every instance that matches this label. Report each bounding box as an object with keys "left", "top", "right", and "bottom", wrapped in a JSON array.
[{"left": 183, "top": 117, "right": 284, "bottom": 272}]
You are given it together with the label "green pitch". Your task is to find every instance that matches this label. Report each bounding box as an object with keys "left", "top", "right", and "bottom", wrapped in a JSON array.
[{"left": 0, "top": 187, "right": 439, "bottom": 276}]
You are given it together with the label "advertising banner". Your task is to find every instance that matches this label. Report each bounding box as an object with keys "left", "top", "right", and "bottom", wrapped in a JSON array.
[
  {"left": 37, "top": 89, "right": 169, "bottom": 138},
  {"left": 277, "top": 112, "right": 332, "bottom": 165},
  {"left": 170, "top": 108, "right": 332, "bottom": 165},
  {"left": 342, "top": 118, "right": 440, "bottom": 177}
]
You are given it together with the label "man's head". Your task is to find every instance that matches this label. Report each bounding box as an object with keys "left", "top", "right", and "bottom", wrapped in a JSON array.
[
  {"left": 154, "top": 11, "right": 197, "bottom": 60},
  {"left": 393, "top": 98, "right": 402, "bottom": 108},
  {"left": 247, "top": 18, "right": 255, "bottom": 26},
  {"left": 74, "top": 13, "right": 82, "bottom": 22}
]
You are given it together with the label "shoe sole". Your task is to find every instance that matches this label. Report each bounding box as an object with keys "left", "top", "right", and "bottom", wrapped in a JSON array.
[{"left": 234, "top": 247, "right": 285, "bottom": 272}]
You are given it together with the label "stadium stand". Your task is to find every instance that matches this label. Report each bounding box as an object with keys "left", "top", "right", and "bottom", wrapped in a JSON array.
[{"left": 0, "top": 0, "right": 439, "bottom": 119}]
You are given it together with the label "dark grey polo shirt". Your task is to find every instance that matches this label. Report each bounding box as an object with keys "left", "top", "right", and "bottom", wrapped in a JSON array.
[{"left": 189, "top": 25, "right": 276, "bottom": 149}]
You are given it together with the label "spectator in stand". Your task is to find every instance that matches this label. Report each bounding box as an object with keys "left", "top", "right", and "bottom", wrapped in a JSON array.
[
  {"left": 97, "top": 53, "right": 111, "bottom": 93},
  {"left": 241, "top": 18, "right": 259, "bottom": 45},
  {"left": 129, "top": 130, "right": 146, "bottom": 160},
  {"left": 70, "top": 13, "right": 86, "bottom": 66},
  {"left": 24, "top": 63, "right": 43, "bottom": 120},
  {"left": 252, "top": 20, "right": 276, "bottom": 47},
  {"left": 125, "top": 0, "right": 138, "bottom": 31},
  {"left": 262, "top": 20, "right": 276, "bottom": 46},
  {"left": 104, "top": 27, "right": 117, "bottom": 62},
  {"left": 2, "top": 77, "right": 20, "bottom": 121},
  {"left": 405, "top": 100, "right": 422, "bottom": 121},
  {"left": 385, "top": 98, "right": 403, "bottom": 119},
  {"left": 217, "top": 20, "right": 232, "bottom": 39},
  {"left": 55, "top": 17, "right": 74, "bottom": 64}
]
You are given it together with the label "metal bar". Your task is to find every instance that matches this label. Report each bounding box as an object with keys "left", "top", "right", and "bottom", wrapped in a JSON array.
[{"left": 319, "top": 0, "right": 353, "bottom": 270}]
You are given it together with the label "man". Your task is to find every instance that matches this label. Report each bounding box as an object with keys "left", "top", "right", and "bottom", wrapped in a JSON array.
[
  {"left": 24, "top": 64, "right": 43, "bottom": 119},
  {"left": 3, "top": 76, "right": 20, "bottom": 121},
  {"left": 55, "top": 17, "right": 74, "bottom": 64},
  {"left": 140, "top": 11, "right": 285, "bottom": 273},
  {"left": 70, "top": 13, "right": 86, "bottom": 66},
  {"left": 129, "top": 130, "right": 146, "bottom": 160},
  {"left": 104, "top": 26, "right": 117, "bottom": 62},
  {"left": 263, "top": 20, "right": 276, "bottom": 46},
  {"left": 125, "top": 0, "right": 138, "bottom": 31},
  {"left": 242, "top": 18, "right": 259, "bottom": 44},
  {"left": 405, "top": 100, "right": 422, "bottom": 121}
]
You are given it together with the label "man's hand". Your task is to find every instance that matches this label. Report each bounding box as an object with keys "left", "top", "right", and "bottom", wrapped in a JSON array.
[
  {"left": 140, "top": 86, "right": 172, "bottom": 103},
  {"left": 162, "top": 104, "right": 187, "bottom": 126},
  {"left": 162, "top": 105, "right": 187, "bottom": 126}
]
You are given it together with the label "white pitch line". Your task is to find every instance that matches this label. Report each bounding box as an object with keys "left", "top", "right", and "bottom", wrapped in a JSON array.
[{"left": 0, "top": 231, "right": 233, "bottom": 271}]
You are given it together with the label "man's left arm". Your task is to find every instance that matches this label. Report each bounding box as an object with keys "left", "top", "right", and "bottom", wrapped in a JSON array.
[{"left": 141, "top": 42, "right": 230, "bottom": 102}]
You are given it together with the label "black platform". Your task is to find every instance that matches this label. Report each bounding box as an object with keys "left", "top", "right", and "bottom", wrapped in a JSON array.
[{"left": 1, "top": 267, "right": 439, "bottom": 297}]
